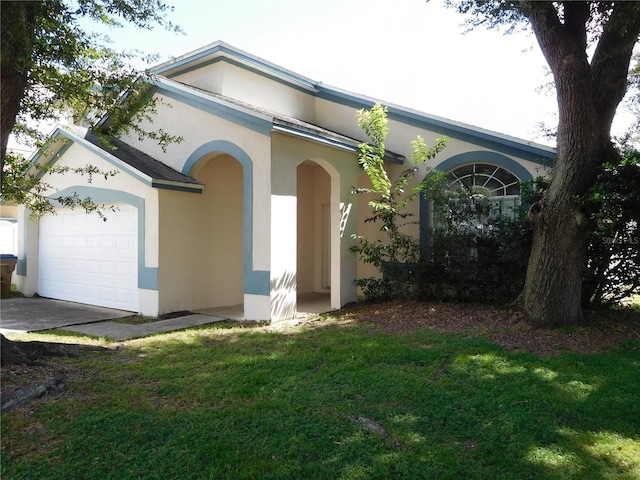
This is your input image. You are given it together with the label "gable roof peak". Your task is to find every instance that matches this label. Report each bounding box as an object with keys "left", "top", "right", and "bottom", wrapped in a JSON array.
[{"left": 150, "top": 40, "right": 318, "bottom": 91}]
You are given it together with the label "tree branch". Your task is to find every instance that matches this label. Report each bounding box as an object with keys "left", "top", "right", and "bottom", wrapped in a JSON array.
[
  {"left": 591, "top": 3, "right": 640, "bottom": 133},
  {"left": 562, "top": 2, "right": 590, "bottom": 52}
]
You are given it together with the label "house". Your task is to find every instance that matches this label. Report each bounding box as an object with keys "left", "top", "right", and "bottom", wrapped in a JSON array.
[{"left": 13, "top": 41, "right": 555, "bottom": 321}]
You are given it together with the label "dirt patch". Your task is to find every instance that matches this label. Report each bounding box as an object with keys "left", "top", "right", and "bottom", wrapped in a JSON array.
[{"left": 339, "top": 300, "right": 640, "bottom": 356}]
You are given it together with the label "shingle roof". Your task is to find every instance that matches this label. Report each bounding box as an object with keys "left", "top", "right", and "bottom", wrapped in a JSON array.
[
  {"left": 163, "top": 78, "right": 405, "bottom": 163},
  {"left": 83, "top": 131, "right": 202, "bottom": 187}
]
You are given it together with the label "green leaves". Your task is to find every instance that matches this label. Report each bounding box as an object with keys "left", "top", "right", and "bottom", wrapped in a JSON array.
[
  {"left": 1, "top": 0, "right": 183, "bottom": 214},
  {"left": 2, "top": 150, "right": 119, "bottom": 219},
  {"left": 352, "top": 104, "right": 448, "bottom": 300}
]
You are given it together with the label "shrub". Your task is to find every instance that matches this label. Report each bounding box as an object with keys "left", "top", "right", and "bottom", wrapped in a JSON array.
[
  {"left": 415, "top": 175, "right": 533, "bottom": 304},
  {"left": 582, "top": 151, "right": 640, "bottom": 306}
]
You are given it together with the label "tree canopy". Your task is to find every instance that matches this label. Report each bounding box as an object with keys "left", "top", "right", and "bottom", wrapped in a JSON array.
[
  {"left": 0, "top": 0, "right": 181, "bottom": 211},
  {"left": 446, "top": 1, "right": 640, "bottom": 326}
]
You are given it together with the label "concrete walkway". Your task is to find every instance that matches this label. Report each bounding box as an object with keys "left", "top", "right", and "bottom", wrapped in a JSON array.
[
  {"left": 1, "top": 297, "right": 132, "bottom": 332},
  {"left": 0, "top": 293, "right": 333, "bottom": 341},
  {"left": 62, "top": 313, "right": 226, "bottom": 341},
  {"left": 0, "top": 297, "right": 225, "bottom": 340}
]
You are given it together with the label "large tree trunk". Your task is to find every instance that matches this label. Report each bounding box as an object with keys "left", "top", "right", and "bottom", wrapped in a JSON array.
[
  {"left": 520, "top": 2, "right": 640, "bottom": 326},
  {"left": 0, "top": 1, "right": 41, "bottom": 190},
  {"left": 523, "top": 198, "right": 591, "bottom": 326}
]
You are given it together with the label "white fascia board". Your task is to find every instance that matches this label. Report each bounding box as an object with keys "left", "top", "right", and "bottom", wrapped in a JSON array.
[{"left": 150, "top": 179, "right": 204, "bottom": 193}]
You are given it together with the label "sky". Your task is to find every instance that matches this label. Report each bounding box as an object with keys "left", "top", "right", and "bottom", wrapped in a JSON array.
[{"left": 49, "top": 0, "right": 640, "bottom": 147}]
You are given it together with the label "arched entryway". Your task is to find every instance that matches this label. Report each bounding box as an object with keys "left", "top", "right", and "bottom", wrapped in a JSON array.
[
  {"left": 296, "top": 160, "right": 332, "bottom": 312},
  {"left": 188, "top": 153, "right": 244, "bottom": 311}
]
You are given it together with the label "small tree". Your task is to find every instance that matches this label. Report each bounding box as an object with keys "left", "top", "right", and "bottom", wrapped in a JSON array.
[{"left": 351, "top": 104, "right": 447, "bottom": 301}]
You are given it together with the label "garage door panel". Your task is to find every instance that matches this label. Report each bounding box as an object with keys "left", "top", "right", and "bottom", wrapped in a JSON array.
[{"left": 39, "top": 205, "right": 138, "bottom": 311}]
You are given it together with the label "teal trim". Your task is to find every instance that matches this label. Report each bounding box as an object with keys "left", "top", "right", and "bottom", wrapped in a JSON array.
[
  {"left": 245, "top": 270, "right": 271, "bottom": 296},
  {"left": 152, "top": 81, "right": 273, "bottom": 136},
  {"left": 315, "top": 87, "right": 556, "bottom": 166},
  {"left": 0, "top": 217, "right": 17, "bottom": 223},
  {"left": 434, "top": 151, "right": 534, "bottom": 183},
  {"left": 183, "top": 140, "right": 271, "bottom": 296},
  {"left": 36, "top": 128, "right": 152, "bottom": 185},
  {"left": 419, "top": 151, "right": 534, "bottom": 248},
  {"left": 51, "top": 186, "right": 158, "bottom": 290}
]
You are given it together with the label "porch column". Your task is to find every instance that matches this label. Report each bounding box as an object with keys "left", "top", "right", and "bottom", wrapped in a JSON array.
[
  {"left": 332, "top": 166, "right": 359, "bottom": 309},
  {"left": 270, "top": 165, "right": 297, "bottom": 321}
]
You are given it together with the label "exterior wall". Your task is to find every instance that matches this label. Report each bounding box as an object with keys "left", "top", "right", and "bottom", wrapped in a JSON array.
[
  {"left": 118, "top": 91, "right": 274, "bottom": 320},
  {"left": 172, "top": 60, "right": 317, "bottom": 123},
  {"left": 172, "top": 64, "right": 224, "bottom": 96},
  {"left": 271, "top": 132, "right": 360, "bottom": 314},
  {"left": 343, "top": 107, "right": 553, "bottom": 287},
  {"left": 14, "top": 205, "right": 38, "bottom": 296},
  {"left": 118, "top": 92, "right": 271, "bottom": 176},
  {"left": 15, "top": 141, "right": 161, "bottom": 316},
  {"left": 157, "top": 154, "right": 244, "bottom": 314}
]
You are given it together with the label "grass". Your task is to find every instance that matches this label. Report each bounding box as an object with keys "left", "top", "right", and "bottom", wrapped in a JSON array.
[{"left": 2, "top": 317, "right": 639, "bottom": 480}]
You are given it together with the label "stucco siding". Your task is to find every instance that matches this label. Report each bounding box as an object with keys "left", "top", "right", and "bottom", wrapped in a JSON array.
[
  {"left": 117, "top": 92, "right": 271, "bottom": 176},
  {"left": 271, "top": 132, "right": 359, "bottom": 309},
  {"left": 158, "top": 154, "right": 244, "bottom": 314},
  {"left": 296, "top": 162, "right": 331, "bottom": 294},
  {"left": 172, "top": 61, "right": 317, "bottom": 124},
  {"left": 172, "top": 65, "right": 224, "bottom": 96}
]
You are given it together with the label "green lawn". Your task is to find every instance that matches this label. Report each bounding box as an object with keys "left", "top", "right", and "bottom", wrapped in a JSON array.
[{"left": 2, "top": 316, "right": 639, "bottom": 480}]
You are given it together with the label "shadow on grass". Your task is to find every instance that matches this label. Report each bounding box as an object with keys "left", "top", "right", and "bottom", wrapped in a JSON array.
[{"left": 2, "top": 321, "right": 639, "bottom": 480}]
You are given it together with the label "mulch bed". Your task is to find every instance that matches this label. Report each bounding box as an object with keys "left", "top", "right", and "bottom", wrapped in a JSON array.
[{"left": 340, "top": 300, "right": 640, "bottom": 356}]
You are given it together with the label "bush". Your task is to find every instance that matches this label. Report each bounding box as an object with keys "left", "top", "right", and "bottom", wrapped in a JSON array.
[
  {"left": 582, "top": 151, "right": 640, "bottom": 306},
  {"left": 414, "top": 176, "right": 533, "bottom": 304},
  {"left": 352, "top": 106, "right": 638, "bottom": 308}
]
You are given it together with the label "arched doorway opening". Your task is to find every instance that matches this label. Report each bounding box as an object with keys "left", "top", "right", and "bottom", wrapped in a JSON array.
[
  {"left": 189, "top": 153, "right": 244, "bottom": 311},
  {"left": 296, "top": 160, "right": 332, "bottom": 311}
]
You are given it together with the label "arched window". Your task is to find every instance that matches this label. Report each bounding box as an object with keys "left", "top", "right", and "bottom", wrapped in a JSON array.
[
  {"left": 419, "top": 152, "right": 534, "bottom": 247},
  {"left": 447, "top": 163, "right": 520, "bottom": 197},
  {"left": 446, "top": 163, "right": 522, "bottom": 218}
]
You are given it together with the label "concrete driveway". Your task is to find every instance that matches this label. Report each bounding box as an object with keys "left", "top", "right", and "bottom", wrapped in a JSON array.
[
  {"left": 0, "top": 297, "right": 133, "bottom": 333},
  {"left": 0, "top": 296, "right": 227, "bottom": 341}
]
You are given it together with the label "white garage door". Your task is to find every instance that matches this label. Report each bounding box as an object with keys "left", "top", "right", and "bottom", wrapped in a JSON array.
[{"left": 38, "top": 204, "right": 139, "bottom": 311}]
